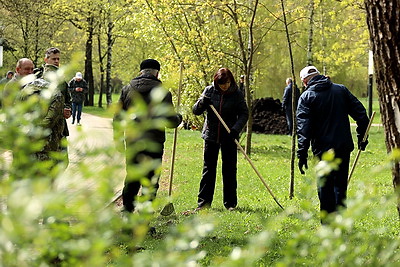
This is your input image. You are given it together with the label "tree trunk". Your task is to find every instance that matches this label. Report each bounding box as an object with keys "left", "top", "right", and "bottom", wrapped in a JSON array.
[
  {"left": 106, "top": 18, "right": 114, "bottom": 107},
  {"left": 365, "top": 0, "right": 400, "bottom": 217},
  {"left": 280, "top": 0, "right": 297, "bottom": 199},
  {"left": 306, "top": 0, "right": 315, "bottom": 66},
  {"left": 84, "top": 15, "right": 95, "bottom": 107},
  {"left": 97, "top": 23, "right": 104, "bottom": 109},
  {"left": 243, "top": 0, "right": 258, "bottom": 156}
]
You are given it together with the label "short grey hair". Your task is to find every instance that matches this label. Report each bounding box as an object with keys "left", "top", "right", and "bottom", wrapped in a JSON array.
[
  {"left": 140, "top": 68, "right": 159, "bottom": 76},
  {"left": 45, "top": 47, "right": 60, "bottom": 58}
]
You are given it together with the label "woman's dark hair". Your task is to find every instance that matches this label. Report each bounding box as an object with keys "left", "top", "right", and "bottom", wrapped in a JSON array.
[{"left": 213, "top": 68, "right": 236, "bottom": 89}]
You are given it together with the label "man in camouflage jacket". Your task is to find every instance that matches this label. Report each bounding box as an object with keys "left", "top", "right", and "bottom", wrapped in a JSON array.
[{"left": 21, "top": 64, "right": 65, "bottom": 164}]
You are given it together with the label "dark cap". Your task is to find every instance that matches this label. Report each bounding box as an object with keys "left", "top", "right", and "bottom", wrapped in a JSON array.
[{"left": 140, "top": 59, "right": 160, "bottom": 71}]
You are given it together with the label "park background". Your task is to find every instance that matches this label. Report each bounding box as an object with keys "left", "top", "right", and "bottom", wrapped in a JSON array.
[{"left": 1, "top": 0, "right": 400, "bottom": 266}]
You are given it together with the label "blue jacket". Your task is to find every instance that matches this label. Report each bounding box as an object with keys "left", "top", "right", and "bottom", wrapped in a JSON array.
[
  {"left": 296, "top": 75, "right": 369, "bottom": 159},
  {"left": 282, "top": 82, "right": 300, "bottom": 112},
  {"left": 193, "top": 83, "right": 248, "bottom": 143}
]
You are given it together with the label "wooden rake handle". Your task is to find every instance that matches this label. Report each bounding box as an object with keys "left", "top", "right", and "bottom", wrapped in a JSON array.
[
  {"left": 168, "top": 62, "right": 184, "bottom": 196},
  {"left": 209, "top": 104, "right": 284, "bottom": 210},
  {"left": 348, "top": 111, "right": 376, "bottom": 183}
]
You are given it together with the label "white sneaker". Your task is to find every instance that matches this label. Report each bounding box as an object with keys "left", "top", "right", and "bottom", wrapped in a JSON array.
[{"left": 77, "top": 122, "right": 81, "bottom": 126}]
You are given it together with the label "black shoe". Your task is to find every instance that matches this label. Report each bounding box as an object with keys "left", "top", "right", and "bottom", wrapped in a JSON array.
[{"left": 72, "top": 119, "right": 75, "bottom": 124}]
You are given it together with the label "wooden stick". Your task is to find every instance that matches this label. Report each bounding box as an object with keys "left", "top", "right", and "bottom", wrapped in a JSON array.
[
  {"left": 348, "top": 111, "right": 376, "bottom": 183},
  {"left": 209, "top": 105, "right": 284, "bottom": 210},
  {"left": 167, "top": 62, "right": 184, "bottom": 196}
]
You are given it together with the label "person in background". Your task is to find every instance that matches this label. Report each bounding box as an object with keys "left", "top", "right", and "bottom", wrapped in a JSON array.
[
  {"left": 296, "top": 66, "right": 369, "bottom": 222},
  {"left": 115, "top": 59, "right": 182, "bottom": 213},
  {"left": 68, "top": 72, "right": 88, "bottom": 125},
  {"left": 34, "top": 47, "right": 71, "bottom": 164},
  {"left": 19, "top": 64, "right": 66, "bottom": 172},
  {"left": 281, "top": 77, "right": 300, "bottom": 135},
  {"left": 238, "top": 74, "right": 245, "bottom": 97},
  {"left": 192, "top": 68, "right": 248, "bottom": 211},
  {"left": 2, "top": 58, "right": 35, "bottom": 107},
  {"left": 0, "top": 71, "right": 14, "bottom": 84}
]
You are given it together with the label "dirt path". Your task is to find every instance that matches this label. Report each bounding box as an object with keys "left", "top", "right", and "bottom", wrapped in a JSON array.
[{"left": 56, "top": 113, "right": 125, "bottom": 202}]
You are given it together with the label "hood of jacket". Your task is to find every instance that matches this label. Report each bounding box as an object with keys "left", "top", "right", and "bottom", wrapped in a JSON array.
[{"left": 306, "top": 75, "right": 332, "bottom": 92}]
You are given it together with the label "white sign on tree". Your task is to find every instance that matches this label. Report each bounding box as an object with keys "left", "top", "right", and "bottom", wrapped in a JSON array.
[{"left": 0, "top": 46, "right": 3, "bottom": 68}]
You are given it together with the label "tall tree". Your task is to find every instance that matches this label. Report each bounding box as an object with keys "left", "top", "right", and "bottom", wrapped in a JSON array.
[
  {"left": 0, "top": 0, "right": 63, "bottom": 65},
  {"left": 306, "top": 0, "right": 315, "bottom": 66},
  {"left": 365, "top": 0, "right": 400, "bottom": 217}
]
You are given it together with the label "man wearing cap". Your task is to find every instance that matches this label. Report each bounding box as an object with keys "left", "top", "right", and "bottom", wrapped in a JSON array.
[
  {"left": 68, "top": 72, "right": 88, "bottom": 125},
  {"left": 115, "top": 59, "right": 182, "bottom": 213},
  {"left": 296, "top": 65, "right": 369, "bottom": 221}
]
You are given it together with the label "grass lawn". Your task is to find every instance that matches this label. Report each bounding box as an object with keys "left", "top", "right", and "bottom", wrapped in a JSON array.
[
  {"left": 85, "top": 95, "right": 398, "bottom": 265},
  {"left": 145, "top": 124, "right": 396, "bottom": 265}
]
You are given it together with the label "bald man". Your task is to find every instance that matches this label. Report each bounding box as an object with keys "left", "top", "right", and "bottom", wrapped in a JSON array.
[
  {"left": 9, "top": 58, "right": 35, "bottom": 84},
  {"left": 2, "top": 58, "right": 35, "bottom": 107}
]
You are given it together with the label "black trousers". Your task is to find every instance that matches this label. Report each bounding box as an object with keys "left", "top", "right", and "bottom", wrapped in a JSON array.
[
  {"left": 122, "top": 145, "right": 163, "bottom": 212},
  {"left": 317, "top": 151, "right": 350, "bottom": 215},
  {"left": 285, "top": 109, "right": 294, "bottom": 135},
  {"left": 198, "top": 139, "right": 238, "bottom": 209}
]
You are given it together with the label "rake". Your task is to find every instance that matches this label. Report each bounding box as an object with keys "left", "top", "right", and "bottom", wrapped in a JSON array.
[
  {"left": 209, "top": 104, "right": 284, "bottom": 210},
  {"left": 160, "top": 62, "right": 183, "bottom": 216}
]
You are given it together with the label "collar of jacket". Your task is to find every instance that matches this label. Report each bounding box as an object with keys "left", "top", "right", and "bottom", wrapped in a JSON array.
[{"left": 133, "top": 73, "right": 161, "bottom": 83}]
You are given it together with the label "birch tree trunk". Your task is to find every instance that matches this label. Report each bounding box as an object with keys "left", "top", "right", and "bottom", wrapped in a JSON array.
[{"left": 365, "top": 0, "right": 400, "bottom": 217}]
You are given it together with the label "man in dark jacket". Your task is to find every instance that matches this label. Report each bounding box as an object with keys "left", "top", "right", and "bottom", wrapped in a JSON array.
[
  {"left": 296, "top": 66, "right": 369, "bottom": 220},
  {"left": 282, "top": 77, "right": 300, "bottom": 135},
  {"left": 68, "top": 72, "right": 88, "bottom": 125},
  {"left": 115, "top": 59, "right": 182, "bottom": 213}
]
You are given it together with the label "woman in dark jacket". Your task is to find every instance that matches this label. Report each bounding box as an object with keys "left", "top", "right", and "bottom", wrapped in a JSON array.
[{"left": 193, "top": 68, "right": 248, "bottom": 211}]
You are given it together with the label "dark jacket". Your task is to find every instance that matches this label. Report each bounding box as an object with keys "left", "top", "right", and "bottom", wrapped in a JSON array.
[
  {"left": 193, "top": 83, "right": 248, "bottom": 143},
  {"left": 282, "top": 82, "right": 300, "bottom": 112},
  {"left": 117, "top": 74, "right": 182, "bottom": 144},
  {"left": 68, "top": 78, "right": 88, "bottom": 103},
  {"left": 296, "top": 75, "right": 369, "bottom": 159}
]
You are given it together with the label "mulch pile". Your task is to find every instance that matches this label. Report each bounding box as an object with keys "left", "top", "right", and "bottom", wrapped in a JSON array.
[{"left": 251, "top": 97, "right": 288, "bottom": 135}]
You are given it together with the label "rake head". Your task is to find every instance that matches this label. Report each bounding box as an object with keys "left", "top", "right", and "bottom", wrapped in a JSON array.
[{"left": 160, "top": 202, "right": 175, "bottom": 216}]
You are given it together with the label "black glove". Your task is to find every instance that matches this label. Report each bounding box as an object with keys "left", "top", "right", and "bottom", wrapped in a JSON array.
[
  {"left": 298, "top": 157, "right": 308, "bottom": 175},
  {"left": 176, "top": 113, "right": 183, "bottom": 125},
  {"left": 229, "top": 129, "right": 239, "bottom": 140},
  {"left": 358, "top": 137, "right": 369, "bottom": 151},
  {"left": 202, "top": 96, "right": 211, "bottom": 106}
]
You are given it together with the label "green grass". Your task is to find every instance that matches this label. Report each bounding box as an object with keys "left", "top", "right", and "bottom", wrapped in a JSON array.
[
  {"left": 83, "top": 94, "right": 120, "bottom": 118},
  {"left": 139, "top": 125, "right": 395, "bottom": 265},
  {"left": 84, "top": 95, "right": 398, "bottom": 265}
]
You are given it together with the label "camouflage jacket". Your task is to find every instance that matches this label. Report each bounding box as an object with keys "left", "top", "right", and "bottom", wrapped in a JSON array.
[{"left": 21, "top": 65, "right": 65, "bottom": 160}]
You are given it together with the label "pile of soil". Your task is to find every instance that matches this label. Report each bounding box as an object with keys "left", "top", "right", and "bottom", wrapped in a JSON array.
[{"left": 251, "top": 97, "right": 288, "bottom": 135}]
